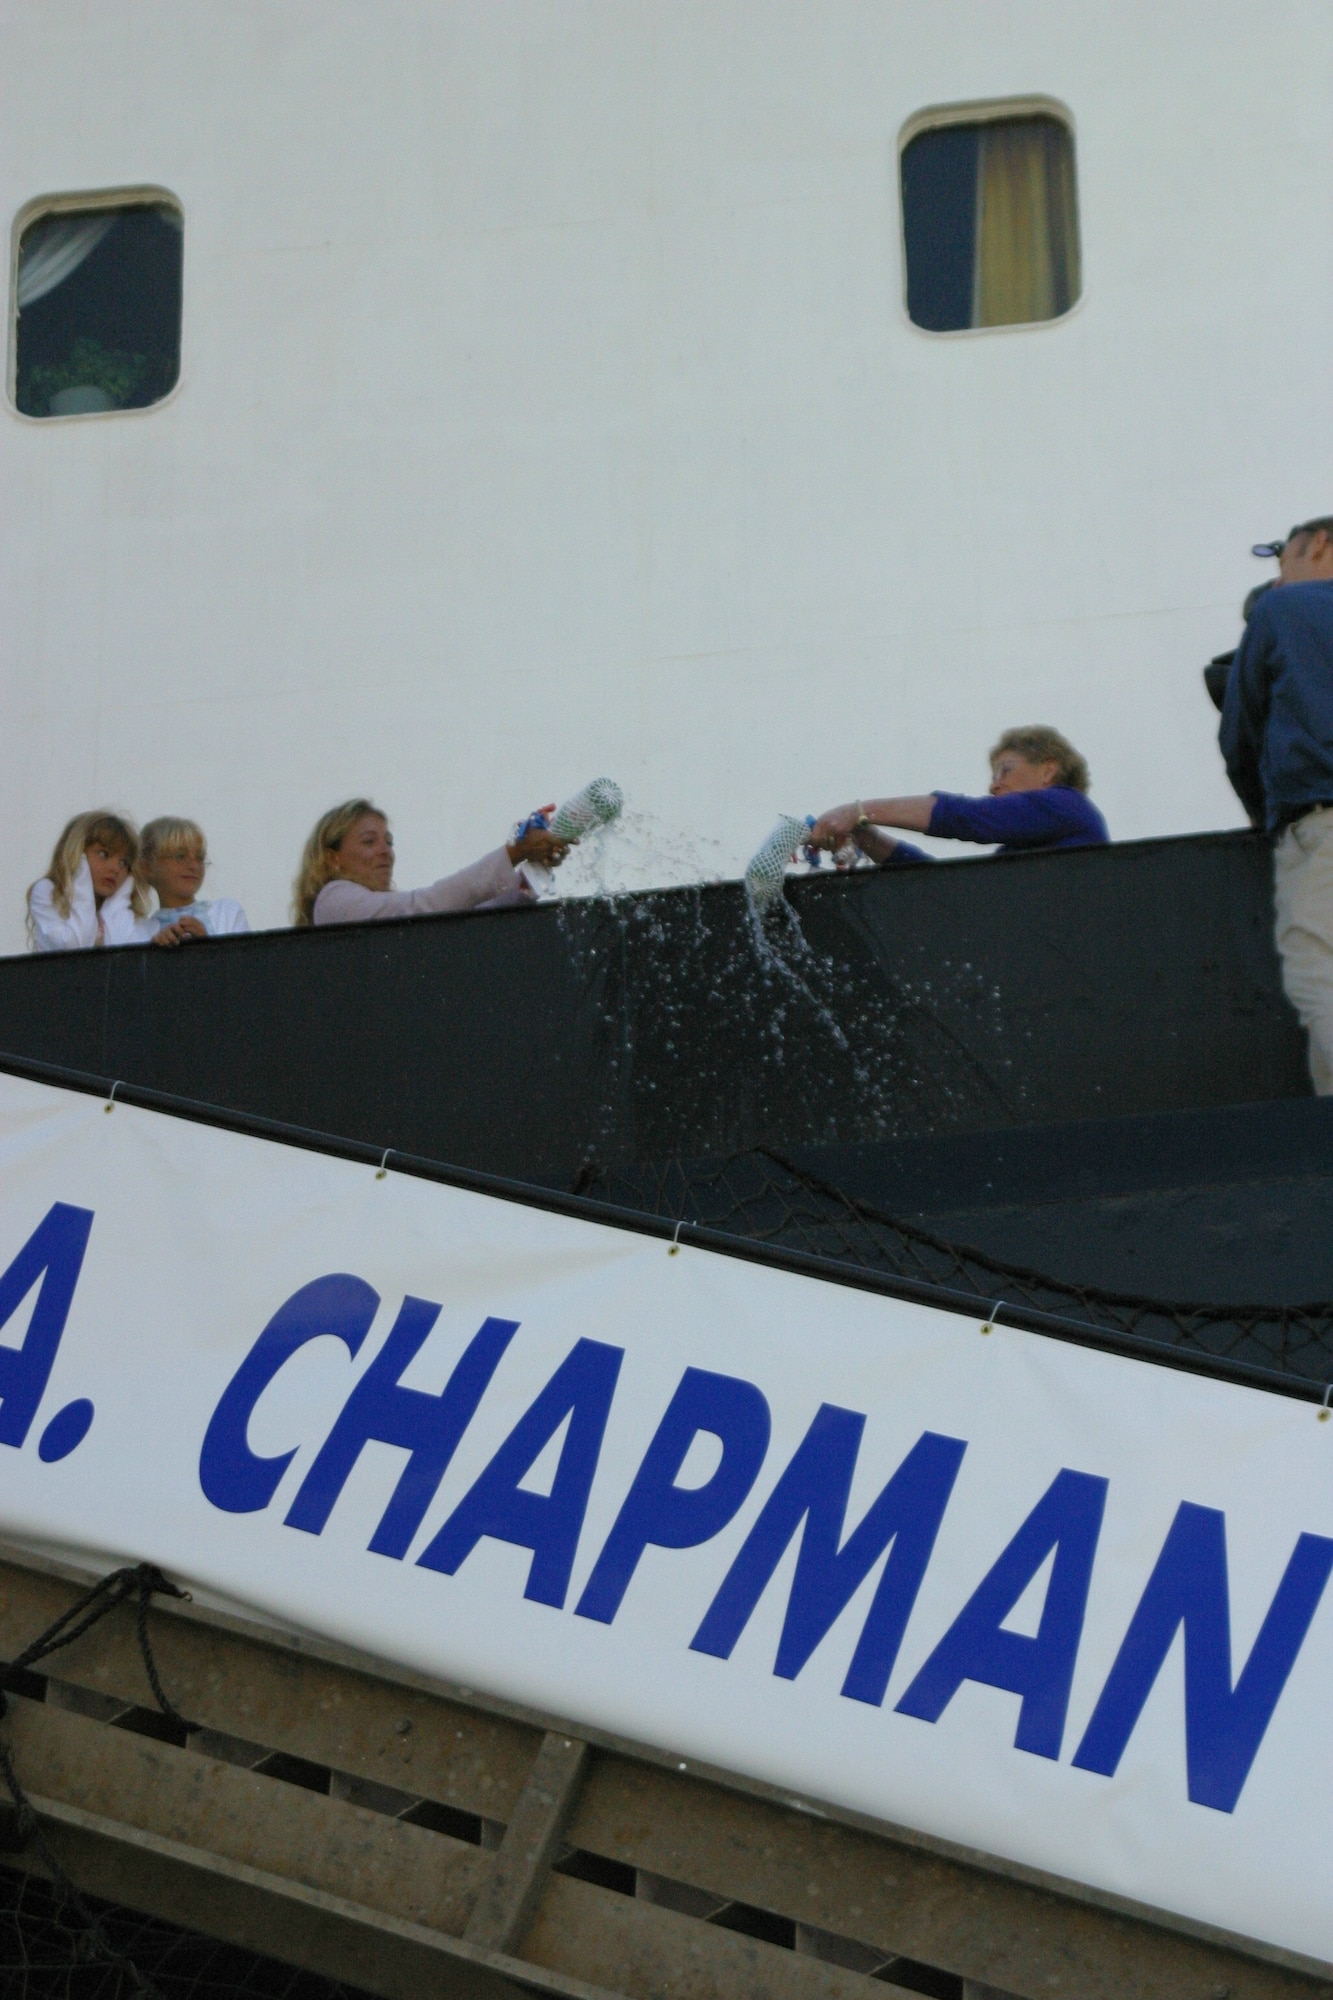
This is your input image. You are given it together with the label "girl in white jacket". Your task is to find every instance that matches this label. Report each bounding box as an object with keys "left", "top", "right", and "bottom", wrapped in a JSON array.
[
  {"left": 137, "top": 817, "right": 250, "bottom": 945},
  {"left": 27, "top": 811, "right": 149, "bottom": 952}
]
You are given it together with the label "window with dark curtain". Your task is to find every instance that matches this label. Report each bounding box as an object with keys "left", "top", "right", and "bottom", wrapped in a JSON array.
[
  {"left": 13, "top": 201, "right": 182, "bottom": 417},
  {"left": 901, "top": 113, "right": 1080, "bottom": 334}
]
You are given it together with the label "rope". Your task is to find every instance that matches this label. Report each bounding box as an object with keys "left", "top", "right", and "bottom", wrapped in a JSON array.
[
  {"left": 584, "top": 1149, "right": 1333, "bottom": 1383},
  {"left": 760, "top": 1147, "right": 1333, "bottom": 1328},
  {"left": 0, "top": 1561, "right": 193, "bottom": 1996}
]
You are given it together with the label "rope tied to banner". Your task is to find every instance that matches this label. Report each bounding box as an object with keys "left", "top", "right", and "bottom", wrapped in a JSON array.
[{"left": 0, "top": 1562, "right": 193, "bottom": 1997}]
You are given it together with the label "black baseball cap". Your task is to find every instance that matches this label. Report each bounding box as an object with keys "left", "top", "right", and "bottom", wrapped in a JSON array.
[{"left": 1253, "top": 517, "right": 1333, "bottom": 558}]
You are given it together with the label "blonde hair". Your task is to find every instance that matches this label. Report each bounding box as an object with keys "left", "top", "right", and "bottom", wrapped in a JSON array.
[
  {"left": 141, "top": 816, "right": 206, "bottom": 875},
  {"left": 989, "top": 726, "right": 1090, "bottom": 794},
  {"left": 27, "top": 811, "right": 147, "bottom": 936},
  {"left": 293, "top": 798, "right": 384, "bottom": 926}
]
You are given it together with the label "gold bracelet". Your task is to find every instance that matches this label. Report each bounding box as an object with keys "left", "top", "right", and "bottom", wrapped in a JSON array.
[{"left": 854, "top": 803, "right": 871, "bottom": 829}]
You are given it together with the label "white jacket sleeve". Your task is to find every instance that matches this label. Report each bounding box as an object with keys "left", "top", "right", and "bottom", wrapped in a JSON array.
[
  {"left": 28, "top": 860, "right": 100, "bottom": 952},
  {"left": 206, "top": 900, "right": 250, "bottom": 936},
  {"left": 312, "top": 847, "right": 525, "bottom": 926},
  {"left": 98, "top": 874, "right": 145, "bottom": 947}
]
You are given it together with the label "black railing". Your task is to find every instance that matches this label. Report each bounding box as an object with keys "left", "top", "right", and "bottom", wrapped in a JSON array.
[{"left": 0, "top": 1048, "right": 1325, "bottom": 1407}]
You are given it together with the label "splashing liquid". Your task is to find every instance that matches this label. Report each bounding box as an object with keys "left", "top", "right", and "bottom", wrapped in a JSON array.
[{"left": 549, "top": 808, "right": 1017, "bottom": 1185}]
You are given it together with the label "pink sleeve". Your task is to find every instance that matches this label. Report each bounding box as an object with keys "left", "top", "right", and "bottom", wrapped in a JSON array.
[{"left": 312, "top": 847, "right": 523, "bottom": 926}]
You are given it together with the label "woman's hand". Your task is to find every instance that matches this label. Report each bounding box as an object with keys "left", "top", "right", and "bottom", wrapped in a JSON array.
[
  {"left": 809, "top": 803, "right": 863, "bottom": 849},
  {"left": 507, "top": 828, "right": 571, "bottom": 869},
  {"left": 151, "top": 917, "right": 208, "bottom": 948},
  {"left": 812, "top": 795, "right": 935, "bottom": 846}
]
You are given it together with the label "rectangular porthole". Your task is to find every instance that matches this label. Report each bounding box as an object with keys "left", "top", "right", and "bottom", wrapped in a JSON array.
[
  {"left": 10, "top": 192, "right": 182, "bottom": 418},
  {"left": 900, "top": 105, "right": 1080, "bottom": 333}
]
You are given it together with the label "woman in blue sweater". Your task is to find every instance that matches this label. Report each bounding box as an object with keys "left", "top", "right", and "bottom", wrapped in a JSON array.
[{"left": 809, "top": 725, "right": 1107, "bottom": 864}]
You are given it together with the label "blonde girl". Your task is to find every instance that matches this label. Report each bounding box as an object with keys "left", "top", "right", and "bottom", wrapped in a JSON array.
[
  {"left": 293, "top": 798, "right": 567, "bottom": 927},
  {"left": 27, "top": 811, "right": 150, "bottom": 953},
  {"left": 137, "top": 817, "right": 250, "bottom": 946}
]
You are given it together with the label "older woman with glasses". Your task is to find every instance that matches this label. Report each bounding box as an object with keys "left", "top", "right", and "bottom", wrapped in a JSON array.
[{"left": 809, "top": 725, "right": 1107, "bottom": 866}]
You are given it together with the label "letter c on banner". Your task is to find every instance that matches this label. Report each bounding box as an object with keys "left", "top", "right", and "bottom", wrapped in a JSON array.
[
  {"left": 199, "top": 1275, "right": 380, "bottom": 1513},
  {"left": 576, "top": 1367, "right": 771, "bottom": 1624}
]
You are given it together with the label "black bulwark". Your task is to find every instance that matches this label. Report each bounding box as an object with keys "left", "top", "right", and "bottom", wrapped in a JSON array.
[{"left": 0, "top": 829, "right": 1303, "bottom": 1190}]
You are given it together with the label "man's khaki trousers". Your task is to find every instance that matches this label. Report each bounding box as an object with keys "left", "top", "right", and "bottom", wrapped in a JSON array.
[{"left": 1274, "top": 805, "right": 1333, "bottom": 1094}]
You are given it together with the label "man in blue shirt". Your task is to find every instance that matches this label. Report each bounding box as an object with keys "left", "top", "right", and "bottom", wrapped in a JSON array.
[
  {"left": 809, "top": 725, "right": 1108, "bottom": 867},
  {"left": 1221, "top": 516, "right": 1333, "bottom": 1092}
]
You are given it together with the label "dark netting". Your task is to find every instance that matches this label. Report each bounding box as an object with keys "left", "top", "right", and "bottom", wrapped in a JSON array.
[
  {"left": 588, "top": 1150, "right": 1333, "bottom": 1384},
  {"left": 0, "top": 1866, "right": 373, "bottom": 2000}
]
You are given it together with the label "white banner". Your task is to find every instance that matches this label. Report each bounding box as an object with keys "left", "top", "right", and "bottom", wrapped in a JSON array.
[{"left": 0, "top": 1070, "right": 1329, "bottom": 1965}]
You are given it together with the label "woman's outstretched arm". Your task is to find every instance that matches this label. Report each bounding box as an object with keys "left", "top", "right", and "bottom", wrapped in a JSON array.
[
  {"left": 313, "top": 846, "right": 524, "bottom": 925},
  {"left": 810, "top": 797, "right": 936, "bottom": 844}
]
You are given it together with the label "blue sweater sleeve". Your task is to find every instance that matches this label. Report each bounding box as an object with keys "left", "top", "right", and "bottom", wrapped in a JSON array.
[
  {"left": 1219, "top": 610, "right": 1275, "bottom": 828},
  {"left": 879, "top": 839, "right": 933, "bottom": 866},
  {"left": 927, "top": 788, "right": 1106, "bottom": 847}
]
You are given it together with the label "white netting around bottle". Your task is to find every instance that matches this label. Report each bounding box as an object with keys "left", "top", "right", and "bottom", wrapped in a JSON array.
[
  {"left": 551, "top": 778, "right": 624, "bottom": 842},
  {"left": 744, "top": 816, "right": 805, "bottom": 912}
]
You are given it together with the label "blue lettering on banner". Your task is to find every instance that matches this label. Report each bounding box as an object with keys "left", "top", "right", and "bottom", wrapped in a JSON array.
[
  {"left": 1072, "top": 1502, "right": 1333, "bottom": 1812},
  {"left": 895, "top": 1468, "right": 1108, "bottom": 1758},
  {"left": 0, "top": 1204, "right": 94, "bottom": 1451},
  {"left": 284, "top": 1307, "right": 517, "bottom": 1554},
  {"left": 37, "top": 1397, "right": 95, "bottom": 1463},
  {"left": 200, "top": 1274, "right": 381, "bottom": 1512},
  {"left": 189, "top": 1268, "right": 1333, "bottom": 1814},
  {"left": 418, "top": 1338, "right": 623, "bottom": 1607},
  {"left": 690, "top": 1409, "right": 965, "bottom": 1705},
  {"left": 576, "top": 1367, "right": 771, "bottom": 1624}
]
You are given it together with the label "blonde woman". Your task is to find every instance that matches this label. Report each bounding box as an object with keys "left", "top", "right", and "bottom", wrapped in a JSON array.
[
  {"left": 293, "top": 799, "right": 568, "bottom": 927},
  {"left": 137, "top": 817, "right": 250, "bottom": 947},
  {"left": 27, "top": 811, "right": 149, "bottom": 952}
]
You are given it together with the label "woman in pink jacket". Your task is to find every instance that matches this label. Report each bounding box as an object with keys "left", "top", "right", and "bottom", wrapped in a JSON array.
[{"left": 293, "top": 798, "right": 568, "bottom": 928}]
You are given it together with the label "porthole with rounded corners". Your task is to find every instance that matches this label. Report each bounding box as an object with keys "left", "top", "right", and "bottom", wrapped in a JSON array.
[
  {"left": 9, "top": 188, "right": 182, "bottom": 418},
  {"left": 899, "top": 101, "right": 1080, "bottom": 334}
]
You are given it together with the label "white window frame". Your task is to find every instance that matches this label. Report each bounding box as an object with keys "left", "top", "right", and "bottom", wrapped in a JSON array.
[
  {"left": 896, "top": 97, "right": 1082, "bottom": 340},
  {"left": 7, "top": 184, "right": 185, "bottom": 421}
]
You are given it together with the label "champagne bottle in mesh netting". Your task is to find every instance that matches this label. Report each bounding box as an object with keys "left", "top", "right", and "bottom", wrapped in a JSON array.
[
  {"left": 551, "top": 778, "right": 624, "bottom": 842},
  {"left": 744, "top": 816, "right": 806, "bottom": 911}
]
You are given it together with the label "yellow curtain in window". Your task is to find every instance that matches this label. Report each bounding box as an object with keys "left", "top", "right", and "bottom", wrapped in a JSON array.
[{"left": 972, "top": 117, "right": 1080, "bottom": 328}]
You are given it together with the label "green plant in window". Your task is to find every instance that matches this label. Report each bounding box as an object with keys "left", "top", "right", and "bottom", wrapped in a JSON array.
[{"left": 21, "top": 336, "right": 149, "bottom": 416}]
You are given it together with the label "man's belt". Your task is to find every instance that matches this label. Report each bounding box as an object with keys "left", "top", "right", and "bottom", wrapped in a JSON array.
[{"left": 1280, "top": 801, "right": 1333, "bottom": 830}]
